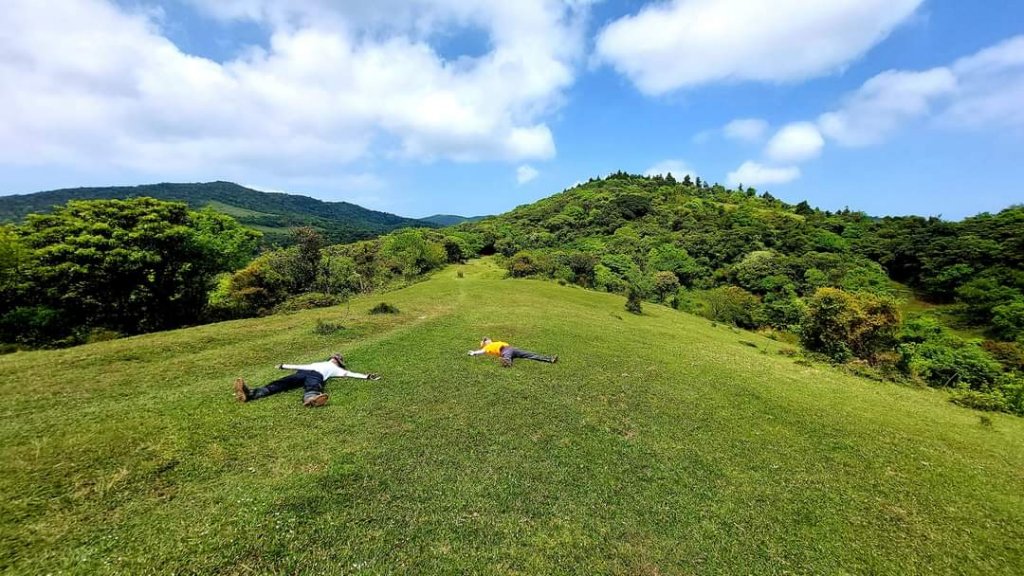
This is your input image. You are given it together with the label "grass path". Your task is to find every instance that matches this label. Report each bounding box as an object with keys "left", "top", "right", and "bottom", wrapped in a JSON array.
[{"left": 2, "top": 259, "right": 1023, "bottom": 574}]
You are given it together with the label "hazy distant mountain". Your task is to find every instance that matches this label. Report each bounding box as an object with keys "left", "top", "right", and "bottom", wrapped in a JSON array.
[
  {"left": 419, "top": 214, "right": 488, "bottom": 226},
  {"left": 0, "top": 181, "right": 434, "bottom": 245}
]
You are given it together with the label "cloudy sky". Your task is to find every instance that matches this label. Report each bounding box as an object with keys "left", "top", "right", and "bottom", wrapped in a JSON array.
[{"left": 1, "top": 0, "right": 1022, "bottom": 219}]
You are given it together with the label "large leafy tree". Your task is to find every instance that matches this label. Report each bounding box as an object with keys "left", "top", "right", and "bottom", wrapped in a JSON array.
[{"left": 11, "top": 197, "right": 258, "bottom": 337}]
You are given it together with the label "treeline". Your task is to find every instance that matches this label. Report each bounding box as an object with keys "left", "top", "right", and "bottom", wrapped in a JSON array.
[
  {"left": 208, "top": 227, "right": 476, "bottom": 318},
  {"left": 0, "top": 196, "right": 471, "bottom": 349}
]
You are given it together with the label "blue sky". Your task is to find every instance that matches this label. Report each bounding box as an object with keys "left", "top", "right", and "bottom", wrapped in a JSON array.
[{"left": 1, "top": 0, "right": 1022, "bottom": 219}]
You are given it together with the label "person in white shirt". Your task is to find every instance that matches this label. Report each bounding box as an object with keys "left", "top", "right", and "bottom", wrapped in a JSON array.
[{"left": 234, "top": 353, "right": 380, "bottom": 407}]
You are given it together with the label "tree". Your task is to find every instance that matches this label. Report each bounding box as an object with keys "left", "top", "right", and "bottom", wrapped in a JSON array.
[
  {"left": 794, "top": 201, "right": 814, "bottom": 216},
  {"left": 652, "top": 271, "right": 680, "bottom": 302},
  {"left": 292, "top": 226, "right": 325, "bottom": 291},
  {"left": 801, "top": 288, "right": 900, "bottom": 362},
  {"left": 16, "top": 197, "right": 258, "bottom": 336},
  {"left": 991, "top": 299, "right": 1024, "bottom": 342},
  {"left": 625, "top": 284, "right": 644, "bottom": 314}
]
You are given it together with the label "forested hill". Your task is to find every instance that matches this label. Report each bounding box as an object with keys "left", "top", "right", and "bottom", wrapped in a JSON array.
[
  {"left": 0, "top": 181, "right": 433, "bottom": 245},
  {"left": 420, "top": 214, "right": 488, "bottom": 226}
]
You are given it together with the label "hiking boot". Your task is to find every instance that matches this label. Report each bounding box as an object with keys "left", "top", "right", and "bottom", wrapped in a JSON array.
[
  {"left": 551, "top": 355, "right": 558, "bottom": 364},
  {"left": 233, "top": 378, "right": 250, "bottom": 402},
  {"left": 500, "top": 357, "right": 512, "bottom": 368},
  {"left": 303, "top": 393, "right": 329, "bottom": 407}
]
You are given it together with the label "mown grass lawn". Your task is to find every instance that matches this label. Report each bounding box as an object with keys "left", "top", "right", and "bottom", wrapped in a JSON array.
[{"left": 2, "top": 259, "right": 1022, "bottom": 574}]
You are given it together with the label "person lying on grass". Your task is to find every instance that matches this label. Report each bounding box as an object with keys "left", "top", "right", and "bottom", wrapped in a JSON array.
[
  {"left": 468, "top": 337, "right": 558, "bottom": 367},
  {"left": 234, "top": 353, "right": 380, "bottom": 407}
]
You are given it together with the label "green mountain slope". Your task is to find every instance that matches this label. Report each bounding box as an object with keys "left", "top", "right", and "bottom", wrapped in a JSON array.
[
  {"left": 419, "top": 213, "right": 488, "bottom": 226},
  {"left": 2, "top": 259, "right": 1022, "bottom": 573},
  {"left": 0, "top": 181, "right": 432, "bottom": 245}
]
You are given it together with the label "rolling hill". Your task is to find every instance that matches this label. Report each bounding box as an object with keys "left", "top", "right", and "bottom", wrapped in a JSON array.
[
  {"left": 419, "top": 214, "right": 488, "bottom": 226},
  {"left": 0, "top": 181, "right": 433, "bottom": 245},
  {"left": 2, "top": 258, "right": 1022, "bottom": 574}
]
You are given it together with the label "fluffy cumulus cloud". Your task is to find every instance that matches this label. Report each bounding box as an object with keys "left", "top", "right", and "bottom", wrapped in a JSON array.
[
  {"left": 644, "top": 159, "right": 694, "bottom": 179},
  {"left": 726, "top": 162, "right": 800, "bottom": 187},
  {"left": 723, "top": 118, "right": 769, "bottom": 143},
  {"left": 0, "top": 0, "right": 591, "bottom": 176},
  {"left": 595, "top": 0, "right": 923, "bottom": 95},
  {"left": 764, "top": 122, "right": 825, "bottom": 162},
  {"left": 516, "top": 164, "right": 540, "bottom": 184}
]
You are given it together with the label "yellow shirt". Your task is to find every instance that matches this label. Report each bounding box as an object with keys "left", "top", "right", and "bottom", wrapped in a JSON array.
[{"left": 482, "top": 341, "right": 509, "bottom": 356}]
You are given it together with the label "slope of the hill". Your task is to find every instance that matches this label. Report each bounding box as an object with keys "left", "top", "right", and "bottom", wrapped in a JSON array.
[
  {"left": 0, "top": 181, "right": 432, "bottom": 245},
  {"left": 1, "top": 259, "right": 1022, "bottom": 574}
]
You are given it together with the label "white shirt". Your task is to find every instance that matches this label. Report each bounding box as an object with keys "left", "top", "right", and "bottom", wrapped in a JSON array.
[{"left": 280, "top": 361, "right": 369, "bottom": 380}]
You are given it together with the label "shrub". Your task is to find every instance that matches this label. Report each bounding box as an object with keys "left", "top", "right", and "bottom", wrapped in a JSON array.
[
  {"left": 313, "top": 319, "right": 345, "bottom": 336},
  {"left": 981, "top": 340, "right": 1024, "bottom": 372},
  {"left": 276, "top": 292, "right": 345, "bottom": 313},
  {"left": 903, "top": 337, "right": 1003, "bottom": 389},
  {"left": 701, "top": 286, "right": 762, "bottom": 329},
  {"left": 1000, "top": 377, "right": 1024, "bottom": 416},
  {"left": 950, "top": 388, "right": 1008, "bottom": 412},
  {"left": 369, "top": 302, "right": 400, "bottom": 315},
  {"left": 0, "top": 305, "right": 67, "bottom": 346},
  {"left": 801, "top": 288, "right": 900, "bottom": 363},
  {"left": 508, "top": 251, "right": 544, "bottom": 278}
]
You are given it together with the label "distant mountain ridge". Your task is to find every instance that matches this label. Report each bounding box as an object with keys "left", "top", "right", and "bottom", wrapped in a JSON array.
[
  {"left": 0, "top": 181, "right": 435, "bottom": 245},
  {"left": 419, "top": 214, "right": 488, "bottom": 226}
]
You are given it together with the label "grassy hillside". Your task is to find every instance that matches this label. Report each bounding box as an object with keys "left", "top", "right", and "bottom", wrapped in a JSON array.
[
  {"left": 2, "top": 259, "right": 1022, "bottom": 574},
  {"left": 0, "top": 181, "right": 432, "bottom": 245}
]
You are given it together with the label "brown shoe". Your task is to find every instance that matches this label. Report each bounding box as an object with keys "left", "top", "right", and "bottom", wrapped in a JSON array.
[
  {"left": 234, "top": 378, "right": 250, "bottom": 403},
  {"left": 303, "top": 393, "right": 329, "bottom": 407},
  {"left": 551, "top": 355, "right": 558, "bottom": 364},
  {"left": 500, "top": 357, "right": 512, "bottom": 368}
]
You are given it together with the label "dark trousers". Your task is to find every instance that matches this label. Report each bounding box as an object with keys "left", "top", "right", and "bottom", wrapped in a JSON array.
[
  {"left": 500, "top": 346, "right": 555, "bottom": 364},
  {"left": 250, "top": 370, "right": 325, "bottom": 402}
]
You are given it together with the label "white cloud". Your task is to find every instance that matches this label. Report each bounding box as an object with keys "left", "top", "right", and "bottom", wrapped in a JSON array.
[
  {"left": 816, "top": 35, "right": 1024, "bottom": 148},
  {"left": 818, "top": 68, "right": 956, "bottom": 146},
  {"left": 727, "top": 161, "right": 800, "bottom": 187},
  {"left": 0, "top": 0, "right": 592, "bottom": 176},
  {"left": 516, "top": 164, "right": 539, "bottom": 184},
  {"left": 764, "top": 122, "right": 825, "bottom": 162},
  {"left": 723, "top": 118, "right": 769, "bottom": 143},
  {"left": 595, "top": 0, "right": 923, "bottom": 95},
  {"left": 944, "top": 36, "right": 1024, "bottom": 129},
  {"left": 644, "top": 159, "right": 694, "bottom": 179}
]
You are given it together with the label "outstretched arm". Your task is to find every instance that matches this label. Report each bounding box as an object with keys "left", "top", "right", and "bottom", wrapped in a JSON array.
[
  {"left": 343, "top": 370, "right": 380, "bottom": 380},
  {"left": 468, "top": 349, "right": 486, "bottom": 356}
]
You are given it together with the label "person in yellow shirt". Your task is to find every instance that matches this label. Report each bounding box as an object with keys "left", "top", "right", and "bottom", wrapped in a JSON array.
[{"left": 468, "top": 337, "right": 558, "bottom": 367}]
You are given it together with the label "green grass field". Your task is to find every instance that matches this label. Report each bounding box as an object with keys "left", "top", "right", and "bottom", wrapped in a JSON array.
[{"left": 2, "top": 259, "right": 1023, "bottom": 574}]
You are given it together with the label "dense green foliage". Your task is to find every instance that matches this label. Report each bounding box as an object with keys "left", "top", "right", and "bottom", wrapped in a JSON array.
[
  {"left": 0, "top": 197, "right": 258, "bottom": 346},
  {"left": 211, "top": 227, "right": 473, "bottom": 318},
  {"left": 2, "top": 260, "right": 1023, "bottom": 573},
  {"left": 419, "top": 214, "right": 487, "bottom": 226},
  {"left": 0, "top": 181, "right": 434, "bottom": 246}
]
